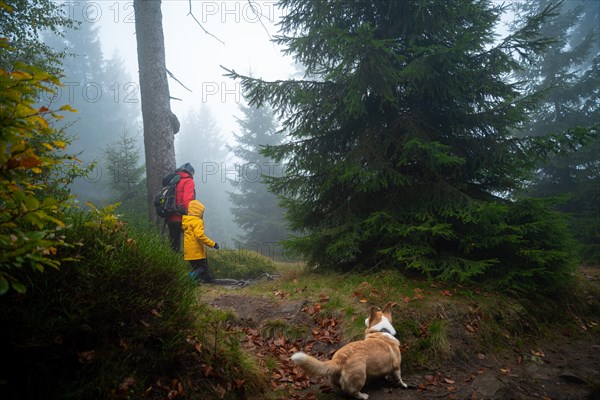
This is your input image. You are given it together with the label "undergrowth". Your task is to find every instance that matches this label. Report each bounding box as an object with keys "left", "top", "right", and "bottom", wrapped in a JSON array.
[
  {"left": 1, "top": 205, "right": 597, "bottom": 400},
  {"left": 248, "top": 266, "right": 600, "bottom": 374},
  {"left": 0, "top": 206, "right": 268, "bottom": 400}
]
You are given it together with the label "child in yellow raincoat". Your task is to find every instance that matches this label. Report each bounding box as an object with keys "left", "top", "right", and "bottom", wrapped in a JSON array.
[{"left": 182, "top": 200, "right": 219, "bottom": 283}]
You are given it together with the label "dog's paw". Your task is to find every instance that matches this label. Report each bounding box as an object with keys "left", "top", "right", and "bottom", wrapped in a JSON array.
[{"left": 355, "top": 393, "right": 369, "bottom": 400}]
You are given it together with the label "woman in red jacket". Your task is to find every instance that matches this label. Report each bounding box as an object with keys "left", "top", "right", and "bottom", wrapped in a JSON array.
[{"left": 167, "top": 162, "right": 196, "bottom": 251}]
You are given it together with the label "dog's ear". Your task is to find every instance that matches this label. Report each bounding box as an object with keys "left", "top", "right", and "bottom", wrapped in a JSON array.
[
  {"left": 368, "top": 306, "right": 380, "bottom": 326},
  {"left": 382, "top": 302, "right": 396, "bottom": 319}
]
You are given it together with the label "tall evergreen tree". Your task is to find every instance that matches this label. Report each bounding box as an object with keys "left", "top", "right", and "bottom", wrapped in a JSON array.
[
  {"left": 515, "top": 0, "right": 600, "bottom": 263},
  {"left": 226, "top": 0, "right": 580, "bottom": 293},
  {"left": 228, "top": 103, "right": 289, "bottom": 257}
]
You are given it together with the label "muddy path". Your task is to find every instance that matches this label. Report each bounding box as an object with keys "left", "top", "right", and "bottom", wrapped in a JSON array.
[{"left": 202, "top": 285, "right": 599, "bottom": 400}]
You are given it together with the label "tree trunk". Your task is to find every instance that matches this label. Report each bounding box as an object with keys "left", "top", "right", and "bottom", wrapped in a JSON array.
[{"left": 134, "top": 0, "right": 176, "bottom": 223}]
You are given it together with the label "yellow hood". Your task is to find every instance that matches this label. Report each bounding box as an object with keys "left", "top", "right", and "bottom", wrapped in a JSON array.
[{"left": 187, "top": 200, "right": 205, "bottom": 218}]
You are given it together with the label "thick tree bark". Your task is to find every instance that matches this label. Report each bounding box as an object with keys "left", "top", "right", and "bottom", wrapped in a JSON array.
[{"left": 134, "top": 0, "right": 176, "bottom": 223}]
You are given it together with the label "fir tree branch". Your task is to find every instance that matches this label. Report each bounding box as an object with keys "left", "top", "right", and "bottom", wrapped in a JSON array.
[{"left": 496, "top": 1, "right": 562, "bottom": 63}]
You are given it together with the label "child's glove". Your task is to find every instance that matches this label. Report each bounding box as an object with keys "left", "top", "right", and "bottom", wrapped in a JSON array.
[{"left": 214, "top": 243, "right": 220, "bottom": 250}]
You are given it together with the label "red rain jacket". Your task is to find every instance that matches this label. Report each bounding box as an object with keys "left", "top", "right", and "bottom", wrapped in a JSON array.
[{"left": 167, "top": 171, "right": 195, "bottom": 222}]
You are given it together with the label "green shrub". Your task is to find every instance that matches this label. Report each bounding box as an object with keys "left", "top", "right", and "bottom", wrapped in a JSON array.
[
  {"left": 209, "top": 249, "right": 277, "bottom": 280},
  {"left": 395, "top": 198, "right": 578, "bottom": 295},
  {"left": 0, "top": 205, "right": 195, "bottom": 399},
  {"left": 0, "top": 57, "right": 86, "bottom": 295},
  {"left": 0, "top": 206, "right": 266, "bottom": 399}
]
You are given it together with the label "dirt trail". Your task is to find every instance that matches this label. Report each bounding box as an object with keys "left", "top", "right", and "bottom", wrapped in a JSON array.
[{"left": 204, "top": 282, "right": 599, "bottom": 400}]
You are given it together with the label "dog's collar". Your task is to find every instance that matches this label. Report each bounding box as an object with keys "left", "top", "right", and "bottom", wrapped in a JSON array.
[{"left": 378, "top": 327, "right": 394, "bottom": 335}]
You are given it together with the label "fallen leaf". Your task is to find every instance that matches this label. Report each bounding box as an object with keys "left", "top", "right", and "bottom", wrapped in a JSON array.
[
  {"left": 77, "top": 350, "right": 96, "bottom": 364},
  {"left": 118, "top": 376, "right": 136, "bottom": 391},
  {"left": 444, "top": 377, "right": 456, "bottom": 384},
  {"left": 202, "top": 365, "right": 213, "bottom": 377},
  {"left": 531, "top": 349, "right": 545, "bottom": 357},
  {"left": 151, "top": 309, "right": 161, "bottom": 317}
]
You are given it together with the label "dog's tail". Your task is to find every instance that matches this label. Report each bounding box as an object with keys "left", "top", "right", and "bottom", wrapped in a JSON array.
[{"left": 291, "top": 352, "right": 337, "bottom": 378}]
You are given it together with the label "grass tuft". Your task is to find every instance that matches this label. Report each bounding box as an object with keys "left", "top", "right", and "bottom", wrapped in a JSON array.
[
  {"left": 209, "top": 249, "right": 277, "bottom": 280},
  {"left": 260, "top": 318, "right": 310, "bottom": 340}
]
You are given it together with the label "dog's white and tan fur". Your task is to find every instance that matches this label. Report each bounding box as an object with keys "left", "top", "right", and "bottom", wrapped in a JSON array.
[{"left": 291, "top": 302, "right": 407, "bottom": 399}]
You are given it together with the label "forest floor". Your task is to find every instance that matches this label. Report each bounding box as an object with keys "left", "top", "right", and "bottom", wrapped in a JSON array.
[{"left": 200, "top": 267, "right": 600, "bottom": 400}]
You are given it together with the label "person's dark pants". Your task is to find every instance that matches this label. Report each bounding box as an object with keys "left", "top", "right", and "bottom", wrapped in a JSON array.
[
  {"left": 189, "top": 258, "right": 213, "bottom": 283},
  {"left": 167, "top": 220, "right": 182, "bottom": 252}
]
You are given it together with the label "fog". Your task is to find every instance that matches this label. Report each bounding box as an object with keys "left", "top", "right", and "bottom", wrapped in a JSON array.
[
  {"left": 92, "top": 0, "right": 295, "bottom": 138},
  {"left": 54, "top": 1, "right": 297, "bottom": 245}
]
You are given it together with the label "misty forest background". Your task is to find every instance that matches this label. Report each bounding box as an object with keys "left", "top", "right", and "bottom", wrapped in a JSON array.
[
  {"left": 1, "top": 0, "right": 599, "bottom": 399},
  {"left": 38, "top": 4, "right": 290, "bottom": 253},
  {"left": 39, "top": 0, "right": 599, "bottom": 271},
  {"left": 1, "top": 0, "right": 599, "bottom": 291}
]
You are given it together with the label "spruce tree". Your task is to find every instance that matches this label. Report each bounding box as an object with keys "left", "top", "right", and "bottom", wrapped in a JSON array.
[
  {"left": 226, "top": 0, "right": 579, "bottom": 293},
  {"left": 104, "top": 132, "right": 146, "bottom": 218},
  {"left": 228, "top": 103, "right": 289, "bottom": 257},
  {"left": 515, "top": 0, "right": 600, "bottom": 263}
]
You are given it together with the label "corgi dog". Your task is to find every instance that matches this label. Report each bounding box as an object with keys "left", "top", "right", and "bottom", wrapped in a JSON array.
[{"left": 291, "top": 302, "right": 407, "bottom": 399}]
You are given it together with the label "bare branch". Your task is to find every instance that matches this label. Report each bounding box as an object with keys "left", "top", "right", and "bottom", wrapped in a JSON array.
[
  {"left": 188, "top": 0, "right": 225, "bottom": 45},
  {"left": 247, "top": 0, "right": 273, "bottom": 41},
  {"left": 166, "top": 68, "right": 193, "bottom": 92}
]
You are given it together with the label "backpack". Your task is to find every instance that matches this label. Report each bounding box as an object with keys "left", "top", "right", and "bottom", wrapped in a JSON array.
[{"left": 154, "top": 172, "right": 182, "bottom": 218}]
